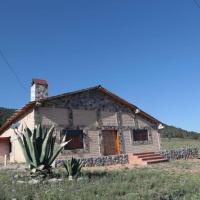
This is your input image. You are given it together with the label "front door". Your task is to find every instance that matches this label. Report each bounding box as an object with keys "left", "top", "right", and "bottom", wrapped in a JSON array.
[{"left": 102, "top": 130, "right": 120, "bottom": 156}]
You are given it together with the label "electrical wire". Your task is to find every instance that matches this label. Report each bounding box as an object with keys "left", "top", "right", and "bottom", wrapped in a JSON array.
[{"left": 0, "top": 49, "right": 28, "bottom": 92}]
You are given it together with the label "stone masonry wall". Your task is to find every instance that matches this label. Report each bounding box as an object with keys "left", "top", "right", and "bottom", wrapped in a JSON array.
[
  {"left": 160, "top": 147, "right": 198, "bottom": 160},
  {"left": 56, "top": 147, "right": 198, "bottom": 168},
  {"left": 56, "top": 154, "right": 129, "bottom": 167}
]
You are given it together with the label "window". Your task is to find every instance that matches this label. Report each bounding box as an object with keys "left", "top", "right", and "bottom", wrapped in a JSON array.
[
  {"left": 132, "top": 129, "right": 148, "bottom": 142},
  {"left": 64, "top": 130, "right": 84, "bottom": 150}
]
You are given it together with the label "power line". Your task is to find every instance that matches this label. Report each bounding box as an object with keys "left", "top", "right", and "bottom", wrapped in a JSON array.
[
  {"left": 0, "top": 49, "right": 28, "bottom": 92},
  {"left": 193, "top": 0, "right": 200, "bottom": 9}
]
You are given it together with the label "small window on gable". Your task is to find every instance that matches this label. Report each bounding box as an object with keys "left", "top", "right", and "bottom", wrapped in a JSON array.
[
  {"left": 64, "top": 130, "right": 84, "bottom": 150},
  {"left": 132, "top": 129, "right": 148, "bottom": 142}
]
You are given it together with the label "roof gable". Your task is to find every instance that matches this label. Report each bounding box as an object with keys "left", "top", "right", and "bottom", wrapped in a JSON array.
[{"left": 0, "top": 85, "right": 161, "bottom": 134}]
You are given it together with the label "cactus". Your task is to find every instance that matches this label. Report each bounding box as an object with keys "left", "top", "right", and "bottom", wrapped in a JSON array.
[
  {"left": 14, "top": 124, "right": 70, "bottom": 174},
  {"left": 63, "top": 157, "right": 83, "bottom": 179}
]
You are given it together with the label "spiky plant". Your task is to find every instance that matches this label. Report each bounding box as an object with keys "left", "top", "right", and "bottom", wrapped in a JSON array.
[
  {"left": 63, "top": 157, "right": 83, "bottom": 180},
  {"left": 14, "top": 124, "right": 70, "bottom": 175}
]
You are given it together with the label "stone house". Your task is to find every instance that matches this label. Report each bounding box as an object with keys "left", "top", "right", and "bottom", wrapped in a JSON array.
[{"left": 0, "top": 79, "right": 163, "bottom": 162}]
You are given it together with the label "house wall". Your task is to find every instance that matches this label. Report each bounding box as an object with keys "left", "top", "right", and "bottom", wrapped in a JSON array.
[
  {"left": 38, "top": 107, "right": 69, "bottom": 126},
  {"left": 36, "top": 107, "right": 101, "bottom": 157},
  {"left": 34, "top": 90, "right": 160, "bottom": 159},
  {"left": 0, "top": 89, "right": 160, "bottom": 163},
  {"left": 123, "top": 129, "right": 160, "bottom": 153},
  {"left": 0, "top": 110, "right": 34, "bottom": 162}
]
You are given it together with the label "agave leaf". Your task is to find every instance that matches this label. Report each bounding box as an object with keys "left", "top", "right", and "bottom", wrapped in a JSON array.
[
  {"left": 35, "top": 130, "right": 41, "bottom": 156},
  {"left": 36, "top": 124, "right": 42, "bottom": 139},
  {"left": 33, "top": 136, "right": 40, "bottom": 165},
  {"left": 15, "top": 124, "right": 71, "bottom": 173},
  {"left": 35, "top": 126, "right": 45, "bottom": 156},
  {"left": 42, "top": 127, "right": 48, "bottom": 142},
  {"left": 23, "top": 129, "right": 33, "bottom": 160},
  {"left": 66, "top": 159, "right": 72, "bottom": 176},
  {"left": 15, "top": 132, "right": 34, "bottom": 168},
  {"left": 40, "top": 126, "right": 55, "bottom": 163},
  {"left": 61, "top": 139, "right": 71, "bottom": 147},
  {"left": 63, "top": 161, "right": 69, "bottom": 176},
  {"left": 14, "top": 129, "right": 23, "bottom": 139},
  {"left": 48, "top": 140, "right": 70, "bottom": 165},
  {"left": 44, "top": 134, "right": 54, "bottom": 164},
  {"left": 77, "top": 162, "right": 83, "bottom": 175},
  {"left": 25, "top": 127, "right": 32, "bottom": 138},
  {"left": 63, "top": 157, "right": 82, "bottom": 178},
  {"left": 22, "top": 134, "right": 33, "bottom": 163},
  {"left": 30, "top": 128, "right": 39, "bottom": 166},
  {"left": 48, "top": 135, "right": 56, "bottom": 162},
  {"left": 62, "top": 135, "right": 66, "bottom": 143}
]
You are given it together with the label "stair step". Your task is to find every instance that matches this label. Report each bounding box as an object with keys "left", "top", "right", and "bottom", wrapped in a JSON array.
[
  {"left": 138, "top": 153, "right": 160, "bottom": 158},
  {"left": 147, "top": 158, "right": 168, "bottom": 164},
  {"left": 142, "top": 156, "right": 165, "bottom": 161},
  {"left": 129, "top": 152, "right": 169, "bottom": 165},
  {"left": 133, "top": 152, "right": 155, "bottom": 156}
]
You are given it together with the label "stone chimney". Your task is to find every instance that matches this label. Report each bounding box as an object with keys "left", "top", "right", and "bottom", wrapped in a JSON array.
[{"left": 31, "top": 79, "right": 48, "bottom": 101}]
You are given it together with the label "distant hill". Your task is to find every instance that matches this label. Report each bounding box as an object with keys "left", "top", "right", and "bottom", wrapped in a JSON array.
[
  {"left": 0, "top": 107, "right": 16, "bottom": 127},
  {"left": 159, "top": 125, "right": 200, "bottom": 140}
]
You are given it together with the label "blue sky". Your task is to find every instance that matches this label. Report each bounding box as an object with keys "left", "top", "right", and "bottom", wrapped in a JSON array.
[{"left": 0, "top": 0, "right": 200, "bottom": 131}]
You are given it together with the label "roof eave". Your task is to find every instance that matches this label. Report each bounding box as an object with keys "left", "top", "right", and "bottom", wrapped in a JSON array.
[{"left": 0, "top": 102, "right": 35, "bottom": 135}]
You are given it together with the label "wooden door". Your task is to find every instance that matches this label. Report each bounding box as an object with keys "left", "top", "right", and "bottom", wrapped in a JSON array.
[{"left": 102, "top": 130, "right": 120, "bottom": 156}]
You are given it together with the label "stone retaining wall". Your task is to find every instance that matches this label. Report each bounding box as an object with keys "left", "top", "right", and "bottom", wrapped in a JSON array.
[
  {"left": 56, "top": 154, "right": 129, "bottom": 167},
  {"left": 160, "top": 147, "right": 198, "bottom": 160},
  {"left": 56, "top": 147, "right": 198, "bottom": 168}
]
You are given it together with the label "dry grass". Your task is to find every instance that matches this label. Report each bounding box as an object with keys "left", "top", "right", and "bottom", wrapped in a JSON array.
[
  {"left": 1, "top": 138, "right": 200, "bottom": 199},
  {"left": 161, "top": 138, "right": 200, "bottom": 150},
  {"left": 1, "top": 159, "right": 200, "bottom": 200}
]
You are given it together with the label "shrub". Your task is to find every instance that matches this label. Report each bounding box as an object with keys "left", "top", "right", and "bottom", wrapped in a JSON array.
[
  {"left": 14, "top": 124, "right": 70, "bottom": 176},
  {"left": 63, "top": 157, "right": 83, "bottom": 180}
]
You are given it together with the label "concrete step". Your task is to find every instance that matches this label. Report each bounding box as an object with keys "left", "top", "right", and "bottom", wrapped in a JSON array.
[
  {"left": 147, "top": 158, "right": 168, "bottom": 164},
  {"left": 128, "top": 152, "right": 168, "bottom": 165},
  {"left": 142, "top": 155, "right": 165, "bottom": 161},
  {"left": 133, "top": 152, "right": 155, "bottom": 156},
  {"left": 137, "top": 153, "right": 160, "bottom": 158}
]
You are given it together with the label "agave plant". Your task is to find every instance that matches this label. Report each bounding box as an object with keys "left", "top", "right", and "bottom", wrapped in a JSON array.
[
  {"left": 63, "top": 157, "right": 83, "bottom": 180},
  {"left": 14, "top": 124, "right": 70, "bottom": 174}
]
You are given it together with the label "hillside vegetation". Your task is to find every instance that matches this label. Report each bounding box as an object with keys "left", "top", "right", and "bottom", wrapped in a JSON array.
[
  {"left": 0, "top": 107, "right": 15, "bottom": 127},
  {"left": 159, "top": 125, "right": 200, "bottom": 139}
]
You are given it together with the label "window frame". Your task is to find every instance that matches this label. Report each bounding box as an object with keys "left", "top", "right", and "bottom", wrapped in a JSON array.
[
  {"left": 64, "top": 130, "right": 84, "bottom": 150},
  {"left": 131, "top": 129, "right": 152, "bottom": 145},
  {"left": 132, "top": 129, "right": 148, "bottom": 142}
]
